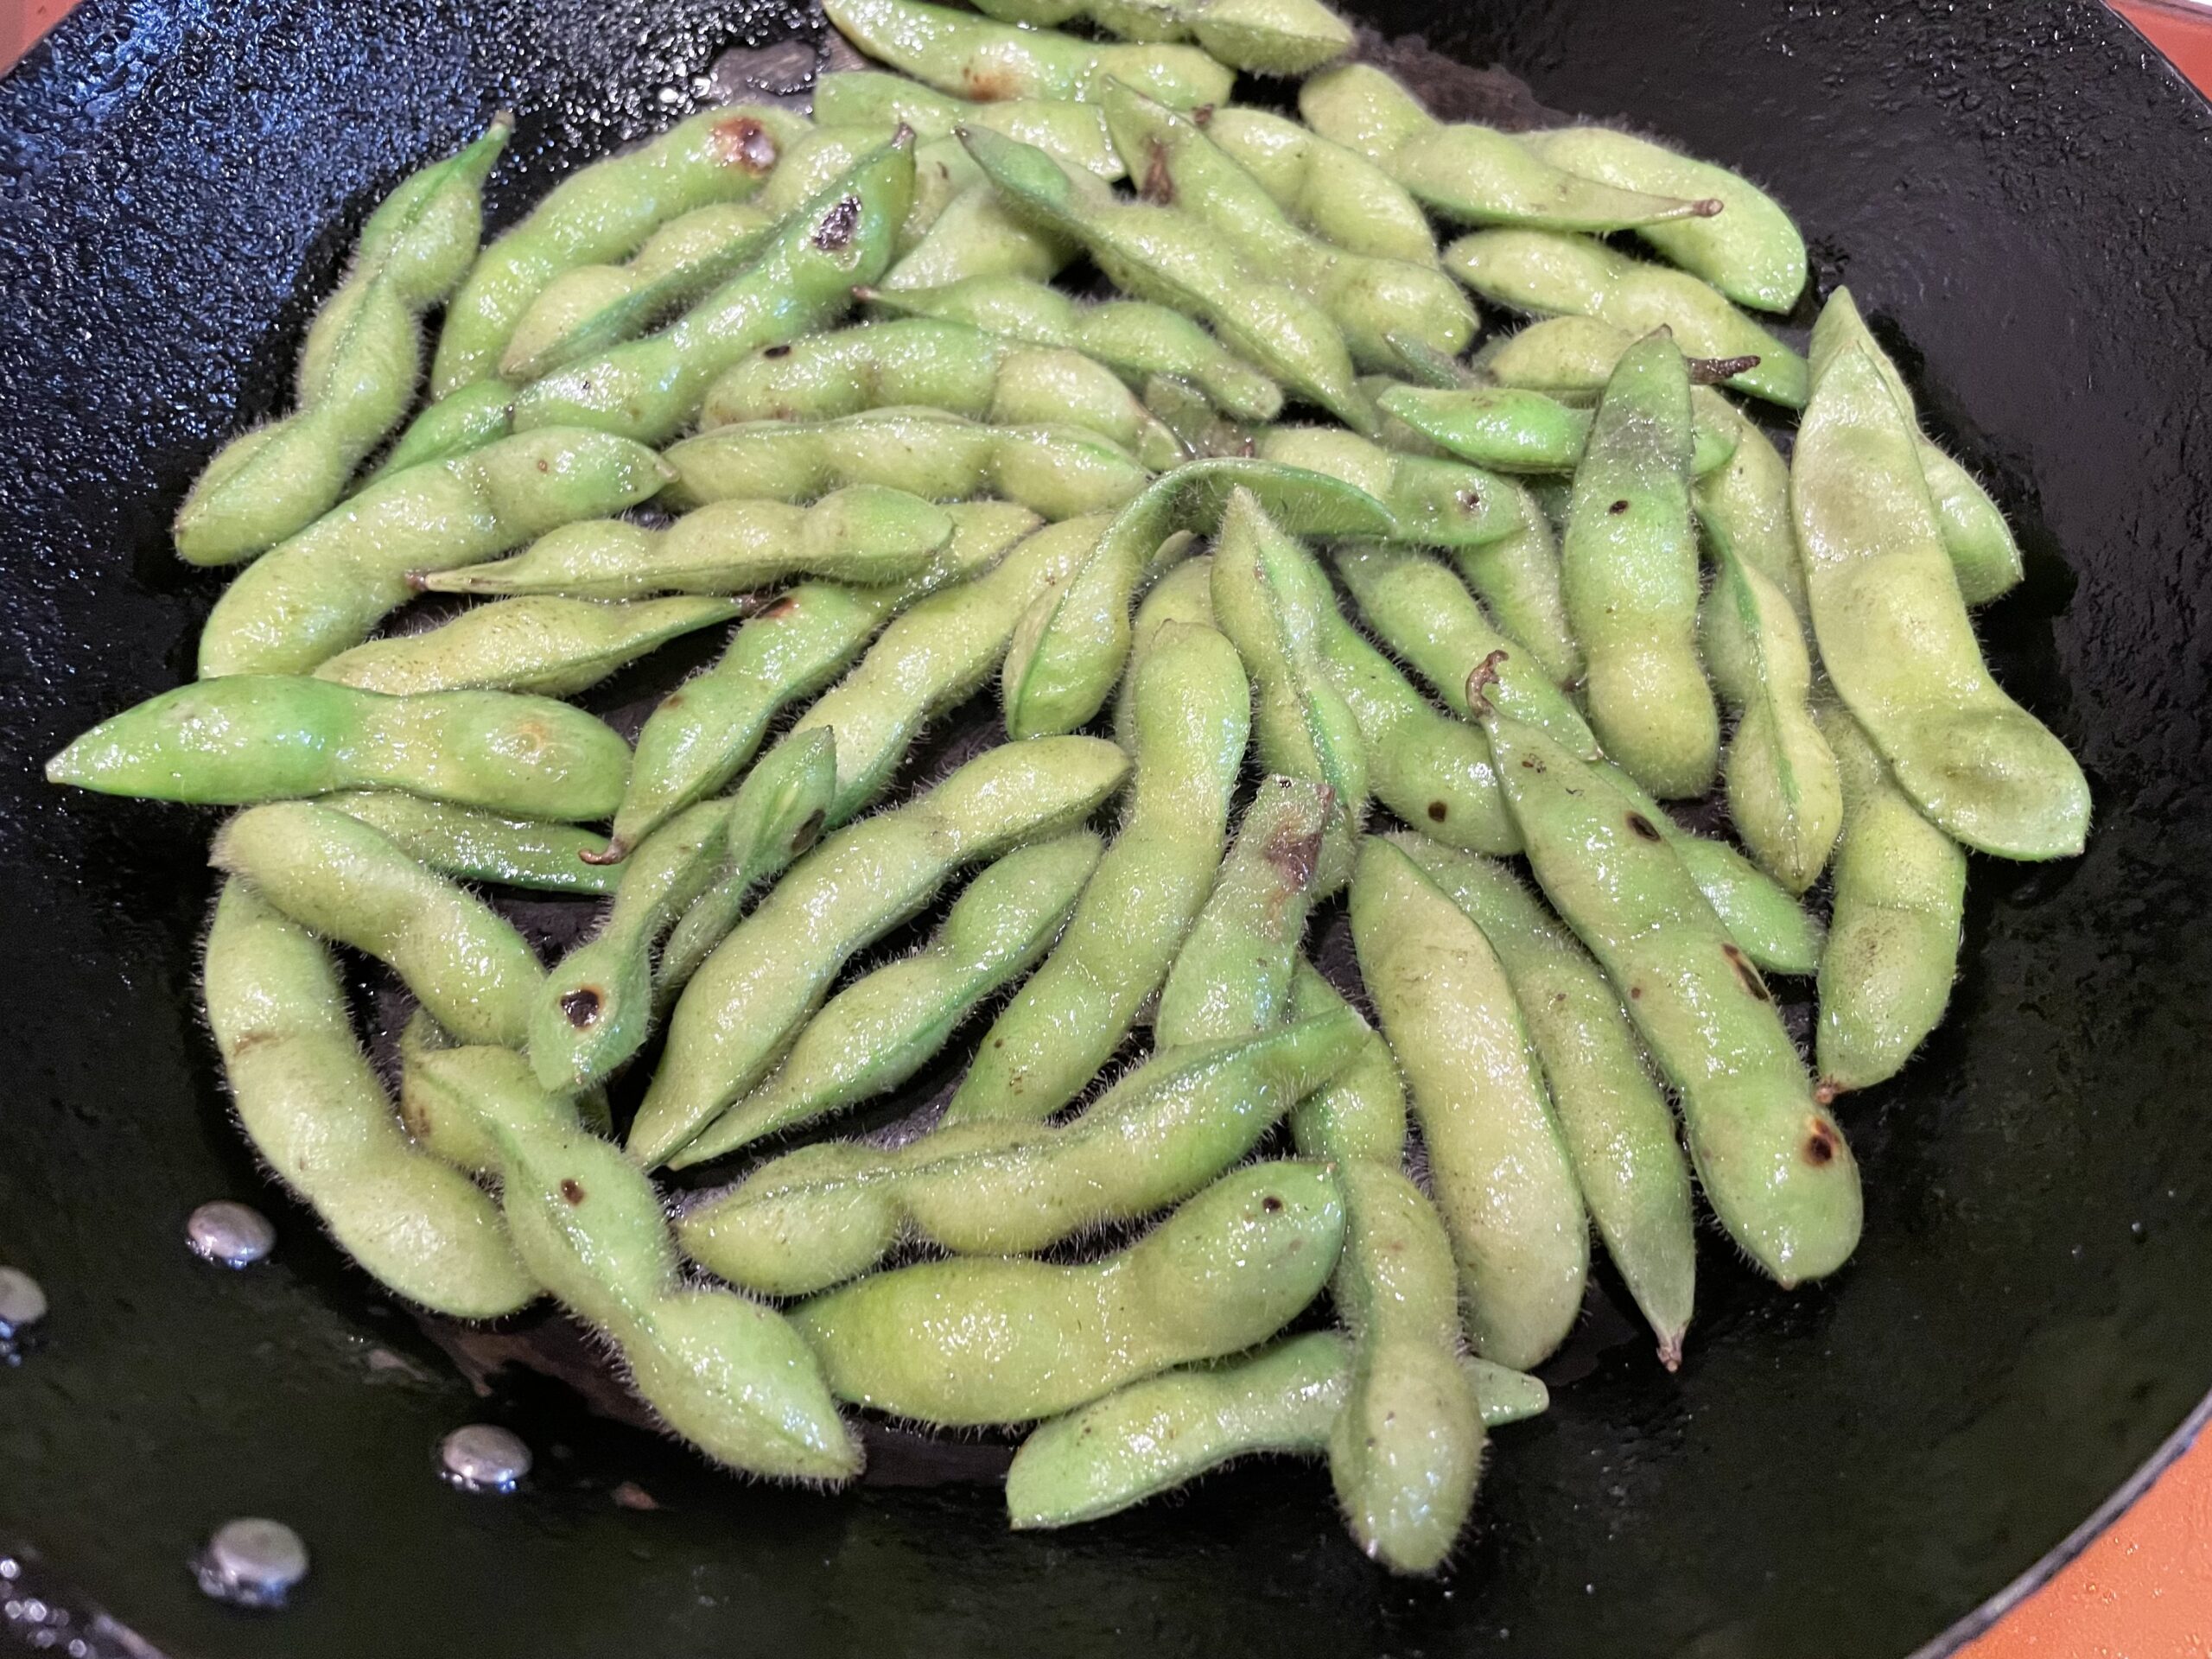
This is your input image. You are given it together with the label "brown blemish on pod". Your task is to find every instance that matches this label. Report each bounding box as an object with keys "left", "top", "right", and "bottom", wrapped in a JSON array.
[
  {"left": 713, "top": 116, "right": 781, "bottom": 175},
  {"left": 1427, "top": 801, "right": 1448, "bottom": 823},
  {"left": 1626, "top": 810, "right": 1663, "bottom": 842},
  {"left": 790, "top": 809, "right": 827, "bottom": 855},
  {"left": 1802, "top": 1117, "right": 1840, "bottom": 1166},
  {"left": 812, "top": 196, "right": 862, "bottom": 251},
  {"left": 1141, "top": 141, "right": 1174, "bottom": 205},
  {"left": 559, "top": 988, "right": 603, "bottom": 1028},
  {"left": 1720, "top": 941, "right": 1771, "bottom": 1001},
  {"left": 560, "top": 1178, "right": 587, "bottom": 1204}
]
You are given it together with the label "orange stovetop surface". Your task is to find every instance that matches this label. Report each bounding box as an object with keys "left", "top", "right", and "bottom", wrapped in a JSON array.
[{"left": 4, "top": 0, "right": 2211, "bottom": 1652}]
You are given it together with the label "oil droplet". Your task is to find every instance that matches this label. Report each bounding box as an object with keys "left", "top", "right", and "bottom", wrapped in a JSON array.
[
  {"left": 187, "top": 1201, "right": 276, "bottom": 1268},
  {"left": 439, "top": 1424, "right": 533, "bottom": 1493},
  {"left": 0, "top": 1268, "right": 46, "bottom": 1338},
  {"left": 194, "top": 1518, "right": 308, "bottom": 1609}
]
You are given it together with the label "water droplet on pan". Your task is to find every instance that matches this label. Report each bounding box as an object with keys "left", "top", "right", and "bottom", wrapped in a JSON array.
[
  {"left": 438, "top": 1423, "right": 533, "bottom": 1493},
  {"left": 194, "top": 1518, "right": 308, "bottom": 1609},
  {"left": 186, "top": 1200, "right": 276, "bottom": 1268}
]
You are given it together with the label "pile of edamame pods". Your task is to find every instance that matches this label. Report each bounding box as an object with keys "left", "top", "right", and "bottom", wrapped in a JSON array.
[{"left": 43, "top": 0, "right": 2091, "bottom": 1575}]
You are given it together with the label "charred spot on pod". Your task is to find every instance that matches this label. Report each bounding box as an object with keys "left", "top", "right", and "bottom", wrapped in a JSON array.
[
  {"left": 790, "top": 808, "right": 827, "bottom": 855},
  {"left": 1628, "top": 983, "right": 1643, "bottom": 1000},
  {"left": 1456, "top": 486, "right": 1483, "bottom": 514},
  {"left": 713, "top": 115, "right": 781, "bottom": 175},
  {"left": 559, "top": 1178, "right": 587, "bottom": 1205},
  {"left": 1264, "top": 810, "right": 1325, "bottom": 890},
  {"left": 1427, "top": 801, "right": 1448, "bottom": 822},
  {"left": 536, "top": 458, "right": 550, "bottom": 473},
  {"left": 560, "top": 988, "right": 603, "bottom": 1028},
  {"left": 1261, "top": 1195, "right": 1284, "bottom": 1213},
  {"left": 962, "top": 67, "right": 1018, "bottom": 99},
  {"left": 1802, "top": 1117, "right": 1840, "bottom": 1166},
  {"left": 1720, "top": 941, "right": 1771, "bottom": 1001},
  {"left": 1626, "top": 810, "right": 1664, "bottom": 842},
  {"left": 762, "top": 595, "right": 801, "bottom": 620},
  {"left": 1192, "top": 104, "right": 1217, "bottom": 125},
  {"left": 1690, "top": 353, "right": 1763, "bottom": 385},
  {"left": 1607, "top": 499, "right": 1630, "bottom": 515},
  {"left": 1141, "top": 140, "right": 1173, "bottom": 204},
  {"left": 812, "top": 196, "right": 862, "bottom": 251}
]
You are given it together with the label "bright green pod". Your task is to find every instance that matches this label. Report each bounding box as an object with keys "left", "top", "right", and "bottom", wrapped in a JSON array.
[
  {"left": 815, "top": 72, "right": 1124, "bottom": 178},
  {"left": 822, "top": 0, "right": 1233, "bottom": 108},
  {"left": 1813, "top": 701, "right": 1967, "bottom": 1096},
  {"left": 945, "top": 624, "right": 1248, "bottom": 1124},
  {"left": 880, "top": 176, "right": 1077, "bottom": 291},
  {"left": 1205, "top": 106, "right": 1439, "bottom": 267},
  {"left": 630, "top": 735, "right": 1130, "bottom": 1165},
  {"left": 1113, "top": 552, "right": 1216, "bottom": 746},
  {"left": 176, "top": 120, "right": 511, "bottom": 566},
  {"left": 365, "top": 378, "right": 519, "bottom": 486},
  {"left": 1376, "top": 382, "right": 1594, "bottom": 474},
  {"left": 197, "top": 427, "right": 669, "bottom": 677},
  {"left": 48, "top": 677, "right": 631, "bottom": 823},
  {"left": 788, "top": 1160, "right": 1344, "bottom": 1426},
  {"left": 1693, "top": 387, "right": 1805, "bottom": 622},
  {"left": 965, "top": 0, "right": 1351, "bottom": 75},
  {"left": 318, "top": 792, "right": 616, "bottom": 894},
  {"left": 1456, "top": 475, "right": 1582, "bottom": 690},
  {"left": 432, "top": 105, "right": 810, "bottom": 394},
  {"left": 1795, "top": 323, "right": 2088, "bottom": 861},
  {"left": 313, "top": 595, "right": 740, "bottom": 697},
  {"left": 1252, "top": 426, "right": 1523, "bottom": 548},
  {"left": 1388, "top": 833, "right": 1697, "bottom": 1366},
  {"left": 211, "top": 801, "right": 543, "bottom": 1048}
]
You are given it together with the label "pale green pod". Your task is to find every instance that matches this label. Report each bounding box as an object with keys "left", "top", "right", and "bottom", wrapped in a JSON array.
[
  {"left": 176, "top": 121, "right": 511, "bottom": 565},
  {"left": 630, "top": 735, "right": 1130, "bottom": 1165},
  {"left": 789, "top": 1160, "right": 1344, "bottom": 1425},
  {"left": 318, "top": 792, "right": 617, "bottom": 894},
  {"left": 1350, "top": 836, "right": 1590, "bottom": 1370},
  {"left": 1693, "top": 388, "right": 1805, "bottom": 622},
  {"left": 879, "top": 177, "right": 1077, "bottom": 291},
  {"left": 1388, "top": 834, "right": 1697, "bottom": 1366},
  {"left": 944, "top": 624, "right": 1248, "bottom": 1125},
  {"left": 822, "top": 0, "right": 1233, "bottom": 108},
  {"left": 1813, "top": 701, "right": 1967, "bottom": 1096},
  {"left": 1518, "top": 125, "right": 1807, "bottom": 313},
  {"left": 395, "top": 1011, "right": 510, "bottom": 1178},
  {"left": 1454, "top": 476, "right": 1581, "bottom": 689},
  {"left": 1795, "top": 332, "right": 2088, "bottom": 861},
  {"left": 1204, "top": 106, "right": 1439, "bottom": 267},
  {"left": 962, "top": 0, "right": 1351, "bottom": 75},
  {"left": 48, "top": 677, "right": 631, "bottom": 823},
  {"left": 1376, "top": 382, "right": 1594, "bottom": 474},
  {"left": 313, "top": 595, "right": 741, "bottom": 697},
  {"left": 1286, "top": 962, "right": 1407, "bottom": 1166},
  {"left": 1114, "top": 551, "right": 1216, "bottom": 747},
  {"left": 211, "top": 802, "right": 543, "bottom": 1047},
  {"left": 1252, "top": 426, "right": 1524, "bottom": 548},
  {"left": 366, "top": 378, "right": 520, "bottom": 485},
  {"left": 197, "top": 428, "right": 669, "bottom": 677},
  {"left": 816, "top": 73, "right": 1124, "bottom": 179}
]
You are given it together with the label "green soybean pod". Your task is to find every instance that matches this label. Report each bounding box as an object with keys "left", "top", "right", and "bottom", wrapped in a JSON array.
[
  {"left": 203, "top": 880, "right": 535, "bottom": 1318},
  {"left": 1564, "top": 329, "right": 1719, "bottom": 799},
  {"left": 432, "top": 105, "right": 809, "bottom": 394},
  {"left": 175, "top": 120, "right": 511, "bottom": 566},
  {"left": 312, "top": 595, "right": 741, "bottom": 697},
  {"left": 513, "top": 137, "right": 913, "bottom": 444},
  {"left": 1387, "top": 833, "right": 1696, "bottom": 1366},
  {"left": 1518, "top": 125, "right": 1807, "bottom": 314},
  {"left": 971, "top": 0, "right": 1351, "bottom": 76},
  {"left": 1299, "top": 64, "right": 1714, "bottom": 232},
  {"left": 1251, "top": 425, "right": 1523, "bottom": 548},
  {"left": 47, "top": 677, "right": 631, "bottom": 823},
  {"left": 197, "top": 428, "right": 669, "bottom": 678},
  {"left": 1813, "top": 701, "right": 1967, "bottom": 1096},
  {"left": 1114, "top": 551, "right": 1216, "bottom": 747},
  {"left": 631, "top": 735, "right": 1129, "bottom": 1166},
  {"left": 823, "top": 0, "right": 1233, "bottom": 108},
  {"left": 1471, "top": 677, "right": 1861, "bottom": 1287},
  {"left": 365, "top": 378, "right": 520, "bottom": 486},
  {"left": 1795, "top": 334, "right": 2088, "bottom": 861},
  {"left": 1285, "top": 961, "right": 1406, "bottom": 1164},
  {"left": 944, "top": 623, "right": 1248, "bottom": 1125},
  {"left": 1375, "top": 381, "right": 1593, "bottom": 474},
  {"left": 1459, "top": 476, "right": 1581, "bottom": 690},
  {"left": 1350, "top": 836, "right": 1590, "bottom": 1370},
  {"left": 319, "top": 793, "right": 616, "bottom": 894},
  {"left": 410, "top": 1042, "right": 861, "bottom": 1481},
  {"left": 211, "top": 802, "right": 543, "bottom": 1048},
  {"left": 1808, "top": 289, "right": 2023, "bottom": 606},
  {"left": 1693, "top": 388, "right": 1804, "bottom": 622},
  {"left": 816, "top": 73, "right": 1124, "bottom": 178},
  {"left": 1204, "top": 106, "right": 1439, "bottom": 268},
  {"left": 789, "top": 1160, "right": 1343, "bottom": 1426},
  {"left": 1445, "top": 230, "right": 1807, "bottom": 409}
]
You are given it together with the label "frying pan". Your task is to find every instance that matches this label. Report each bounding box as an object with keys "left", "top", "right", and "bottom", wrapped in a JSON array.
[{"left": 3, "top": 0, "right": 2210, "bottom": 1653}]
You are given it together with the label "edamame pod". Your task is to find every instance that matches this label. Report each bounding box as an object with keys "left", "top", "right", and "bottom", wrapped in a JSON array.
[
  {"left": 211, "top": 802, "right": 543, "bottom": 1048},
  {"left": 1285, "top": 963, "right": 1407, "bottom": 1171},
  {"left": 514, "top": 137, "right": 913, "bottom": 443},
  {"left": 48, "top": 677, "right": 631, "bottom": 822},
  {"left": 198, "top": 428, "right": 669, "bottom": 677},
  {"left": 318, "top": 792, "right": 616, "bottom": 894},
  {"left": 1204, "top": 106, "right": 1439, "bottom": 267},
  {"left": 973, "top": 0, "right": 1350, "bottom": 75},
  {"left": 823, "top": 0, "right": 1233, "bottom": 109},
  {"left": 1794, "top": 333, "right": 2088, "bottom": 861},
  {"left": 945, "top": 624, "right": 1247, "bottom": 1124},
  {"left": 1300, "top": 64, "right": 1714, "bottom": 233},
  {"left": 408, "top": 1042, "right": 861, "bottom": 1480},
  {"left": 313, "top": 595, "right": 741, "bottom": 697},
  {"left": 1112, "top": 553, "right": 1216, "bottom": 745},
  {"left": 1813, "top": 701, "right": 1967, "bottom": 1095},
  {"left": 1389, "top": 834, "right": 1697, "bottom": 1365},
  {"left": 1351, "top": 836, "right": 1590, "bottom": 1369},
  {"left": 662, "top": 408, "right": 1153, "bottom": 522},
  {"left": 175, "top": 121, "right": 511, "bottom": 565},
  {"left": 1471, "top": 674, "right": 1862, "bottom": 1286},
  {"left": 203, "top": 880, "right": 535, "bottom": 1318},
  {"left": 365, "top": 378, "right": 518, "bottom": 485},
  {"left": 815, "top": 73, "right": 1123, "bottom": 179},
  {"left": 1693, "top": 388, "right": 1804, "bottom": 621},
  {"left": 432, "top": 105, "right": 809, "bottom": 394},
  {"left": 630, "top": 735, "right": 1129, "bottom": 1164},
  {"left": 1563, "top": 329, "right": 1719, "bottom": 798},
  {"left": 1376, "top": 378, "right": 1741, "bottom": 481},
  {"left": 1253, "top": 426, "right": 1523, "bottom": 548},
  {"left": 789, "top": 1160, "right": 1344, "bottom": 1425}
]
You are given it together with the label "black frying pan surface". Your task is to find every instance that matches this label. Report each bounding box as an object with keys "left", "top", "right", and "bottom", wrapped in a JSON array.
[{"left": 3, "top": 2, "right": 2211, "bottom": 1654}]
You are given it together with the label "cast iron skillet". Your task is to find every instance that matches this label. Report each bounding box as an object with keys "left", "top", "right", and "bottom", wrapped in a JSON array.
[{"left": 4, "top": 1, "right": 2211, "bottom": 1653}]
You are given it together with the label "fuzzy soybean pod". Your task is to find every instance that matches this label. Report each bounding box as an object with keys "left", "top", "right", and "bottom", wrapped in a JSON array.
[
  {"left": 431, "top": 105, "right": 808, "bottom": 394},
  {"left": 1204, "top": 106, "right": 1438, "bottom": 267},
  {"left": 1808, "top": 289, "right": 2023, "bottom": 606},
  {"left": 969, "top": 0, "right": 1351, "bottom": 76},
  {"left": 1350, "top": 836, "right": 1591, "bottom": 1370},
  {"left": 1387, "top": 834, "right": 1696, "bottom": 1365},
  {"left": 1251, "top": 426, "right": 1523, "bottom": 549},
  {"left": 822, "top": 0, "right": 1232, "bottom": 108},
  {"left": 1112, "top": 553, "right": 1216, "bottom": 746},
  {"left": 313, "top": 596, "right": 741, "bottom": 697},
  {"left": 1101, "top": 83, "right": 1477, "bottom": 375},
  {"left": 789, "top": 1160, "right": 1344, "bottom": 1426},
  {"left": 175, "top": 121, "right": 510, "bottom": 566},
  {"left": 1795, "top": 339, "right": 2088, "bottom": 861},
  {"left": 366, "top": 379, "right": 520, "bottom": 485},
  {"left": 699, "top": 320, "right": 1184, "bottom": 469},
  {"left": 958, "top": 128, "right": 1377, "bottom": 435},
  {"left": 202, "top": 881, "right": 536, "bottom": 1318},
  {"left": 211, "top": 802, "right": 543, "bottom": 1048},
  {"left": 862, "top": 276, "right": 1284, "bottom": 422},
  {"left": 944, "top": 625, "right": 1248, "bottom": 1126},
  {"left": 1518, "top": 126, "right": 1807, "bottom": 314},
  {"left": 1814, "top": 701, "right": 1967, "bottom": 1096},
  {"left": 630, "top": 735, "right": 1129, "bottom": 1165},
  {"left": 410, "top": 1043, "right": 861, "bottom": 1480},
  {"left": 661, "top": 409, "right": 1152, "bottom": 523},
  {"left": 47, "top": 677, "right": 631, "bottom": 823},
  {"left": 1471, "top": 681, "right": 1862, "bottom": 1287},
  {"left": 1700, "top": 522, "right": 1843, "bottom": 893},
  {"left": 1693, "top": 390, "right": 1803, "bottom": 622},
  {"left": 1564, "top": 330, "right": 1719, "bottom": 799},
  {"left": 814, "top": 72, "right": 1123, "bottom": 176},
  {"left": 317, "top": 793, "right": 617, "bottom": 894},
  {"left": 513, "top": 137, "right": 912, "bottom": 444},
  {"left": 197, "top": 428, "right": 668, "bottom": 678}
]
